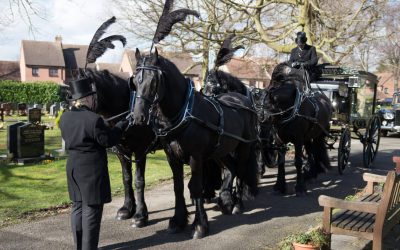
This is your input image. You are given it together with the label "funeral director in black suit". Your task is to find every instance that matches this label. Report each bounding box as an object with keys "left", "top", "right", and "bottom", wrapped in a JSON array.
[
  {"left": 288, "top": 31, "right": 318, "bottom": 81},
  {"left": 60, "top": 77, "right": 128, "bottom": 250}
]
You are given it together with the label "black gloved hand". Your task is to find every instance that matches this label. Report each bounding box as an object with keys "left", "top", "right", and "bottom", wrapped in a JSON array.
[
  {"left": 291, "top": 62, "right": 300, "bottom": 68},
  {"left": 115, "top": 119, "right": 130, "bottom": 131}
]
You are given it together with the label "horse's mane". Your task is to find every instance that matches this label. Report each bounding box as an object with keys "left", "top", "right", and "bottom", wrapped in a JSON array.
[
  {"left": 270, "top": 62, "right": 304, "bottom": 89},
  {"left": 85, "top": 68, "right": 130, "bottom": 115},
  {"left": 212, "top": 69, "right": 248, "bottom": 95}
]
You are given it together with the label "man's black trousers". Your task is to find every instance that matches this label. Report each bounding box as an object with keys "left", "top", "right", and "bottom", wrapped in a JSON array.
[{"left": 71, "top": 201, "right": 104, "bottom": 250}]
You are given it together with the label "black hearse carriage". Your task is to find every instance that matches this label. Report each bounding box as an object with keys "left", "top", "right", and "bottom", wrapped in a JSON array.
[
  {"left": 378, "top": 91, "right": 400, "bottom": 136},
  {"left": 310, "top": 64, "right": 380, "bottom": 172}
]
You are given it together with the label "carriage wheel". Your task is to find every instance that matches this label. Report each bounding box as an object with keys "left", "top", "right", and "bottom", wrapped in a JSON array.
[
  {"left": 363, "top": 115, "right": 381, "bottom": 168},
  {"left": 338, "top": 127, "right": 351, "bottom": 175}
]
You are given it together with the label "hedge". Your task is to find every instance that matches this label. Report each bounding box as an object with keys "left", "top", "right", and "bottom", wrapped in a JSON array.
[{"left": 0, "top": 80, "right": 63, "bottom": 104}]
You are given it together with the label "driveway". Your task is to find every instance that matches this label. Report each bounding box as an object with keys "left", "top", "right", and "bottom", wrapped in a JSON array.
[{"left": 1, "top": 135, "right": 399, "bottom": 250}]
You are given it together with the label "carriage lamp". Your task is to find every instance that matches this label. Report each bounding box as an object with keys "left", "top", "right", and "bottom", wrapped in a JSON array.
[
  {"left": 348, "top": 76, "right": 360, "bottom": 88},
  {"left": 332, "top": 101, "right": 337, "bottom": 107},
  {"left": 382, "top": 120, "right": 387, "bottom": 126},
  {"left": 383, "top": 112, "right": 394, "bottom": 120}
]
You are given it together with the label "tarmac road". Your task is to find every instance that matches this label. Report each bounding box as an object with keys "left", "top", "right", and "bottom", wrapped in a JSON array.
[{"left": 1, "top": 135, "right": 399, "bottom": 250}]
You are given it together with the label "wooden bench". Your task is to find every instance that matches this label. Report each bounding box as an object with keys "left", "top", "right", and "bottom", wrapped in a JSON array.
[{"left": 318, "top": 170, "right": 400, "bottom": 250}]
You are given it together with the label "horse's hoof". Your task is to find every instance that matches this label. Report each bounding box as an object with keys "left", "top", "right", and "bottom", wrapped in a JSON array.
[
  {"left": 273, "top": 187, "right": 286, "bottom": 195},
  {"left": 232, "top": 204, "right": 244, "bottom": 215},
  {"left": 131, "top": 217, "right": 148, "bottom": 228},
  {"left": 167, "top": 226, "right": 183, "bottom": 234},
  {"left": 116, "top": 207, "right": 134, "bottom": 220},
  {"left": 191, "top": 225, "right": 208, "bottom": 239},
  {"left": 220, "top": 205, "right": 233, "bottom": 215},
  {"left": 204, "top": 198, "right": 212, "bottom": 204},
  {"left": 167, "top": 219, "right": 185, "bottom": 234},
  {"left": 295, "top": 191, "right": 307, "bottom": 197}
]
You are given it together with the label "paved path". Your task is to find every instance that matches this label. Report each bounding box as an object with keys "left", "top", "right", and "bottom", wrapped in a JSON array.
[{"left": 1, "top": 136, "right": 400, "bottom": 250}]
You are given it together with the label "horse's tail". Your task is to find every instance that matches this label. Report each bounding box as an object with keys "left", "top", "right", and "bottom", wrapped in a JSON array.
[
  {"left": 242, "top": 143, "right": 260, "bottom": 199},
  {"left": 203, "top": 160, "right": 222, "bottom": 200},
  {"left": 312, "top": 134, "right": 331, "bottom": 171}
]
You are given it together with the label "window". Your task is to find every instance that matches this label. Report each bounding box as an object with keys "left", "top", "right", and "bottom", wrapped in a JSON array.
[
  {"left": 32, "top": 68, "right": 39, "bottom": 77},
  {"left": 384, "top": 88, "right": 388, "bottom": 94},
  {"left": 49, "top": 68, "right": 58, "bottom": 77}
]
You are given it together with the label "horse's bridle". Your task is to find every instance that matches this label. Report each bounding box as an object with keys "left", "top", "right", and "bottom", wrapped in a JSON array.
[{"left": 134, "top": 64, "right": 165, "bottom": 105}]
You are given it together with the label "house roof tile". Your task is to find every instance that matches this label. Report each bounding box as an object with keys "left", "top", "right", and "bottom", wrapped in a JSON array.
[
  {"left": 0, "top": 60, "right": 20, "bottom": 81},
  {"left": 21, "top": 40, "right": 65, "bottom": 67}
]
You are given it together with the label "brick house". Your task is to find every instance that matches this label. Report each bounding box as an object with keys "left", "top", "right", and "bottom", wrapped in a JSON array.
[
  {"left": 0, "top": 60, "right": 20, "bottom": 81},
  {"left": 20, "top": 39, "right": 66, "bottom": 84},
  {"left": 219, "top": 57, "right": 276, "bottom": 88},
  {"left": 376, "top": 72, "right": 397, "bottom": 102}
]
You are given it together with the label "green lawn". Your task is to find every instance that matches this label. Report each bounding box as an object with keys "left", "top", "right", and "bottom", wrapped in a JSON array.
[{"left": 0, "top": 115, "right": 173, "bottom": 227}]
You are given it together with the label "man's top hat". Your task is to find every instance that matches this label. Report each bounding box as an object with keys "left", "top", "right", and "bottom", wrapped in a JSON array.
[
  {"left": 67, "top": 77, "right": 96, "bottom": 101},
  {"left": 295, "top": 31, "right": 307, "bottom": 45}
]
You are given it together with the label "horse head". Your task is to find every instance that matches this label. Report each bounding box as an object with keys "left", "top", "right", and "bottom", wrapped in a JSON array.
[
  {"left": 265, "top": 83, "right": 298, "bottom": 123},
  {"left": 203, "top": 69, "right": 225, "bottom": 96},
  {"left": 132, "top": 48, "right": 166, "bottom": 125}
]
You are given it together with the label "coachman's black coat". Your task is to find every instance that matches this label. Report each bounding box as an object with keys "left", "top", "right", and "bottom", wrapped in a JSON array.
[
  {"left": 288, "top": 44, "right": 318, "bottom": 69},
  {"left": 60, "top": 106, "right": 127, "bottom": 205}
]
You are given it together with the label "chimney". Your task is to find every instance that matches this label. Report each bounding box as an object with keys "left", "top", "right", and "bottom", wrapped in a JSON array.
[{"left": 55, "top": 35, "right": 62, "bottom": 43}]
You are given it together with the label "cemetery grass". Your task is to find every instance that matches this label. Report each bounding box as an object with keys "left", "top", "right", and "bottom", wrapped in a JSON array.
[{"left": 0, "top": 116, "right": 174, "bottom": 228}]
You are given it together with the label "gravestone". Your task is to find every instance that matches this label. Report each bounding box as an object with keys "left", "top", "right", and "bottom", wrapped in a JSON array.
[
  {"left": 7, "top": 122, "right": 25, "bottom": 157},
  {"left": 18, "top": 103, "right": 27, "bottom": 116},
  {"left": 28, "top": 108, "right": 41, "bottom": 124},
  {"left": 50, "top": 103, "right": 60, "bottom": 117},
  {"left": 0, "top": 108, "right": 4, "bottom": 122},
  {"left": 17, "top": 123, "right": 45, "bottom": 158},
  {"left": 1, "top": 103, "right": 12, "bottom": 116},
  {"left": 33, "top": 103, "right": 42, "bottom": 109}
]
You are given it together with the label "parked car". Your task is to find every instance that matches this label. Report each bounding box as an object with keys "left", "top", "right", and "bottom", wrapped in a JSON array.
[{"left": 378, "top": 91, "right": 400, "bottom": 136}]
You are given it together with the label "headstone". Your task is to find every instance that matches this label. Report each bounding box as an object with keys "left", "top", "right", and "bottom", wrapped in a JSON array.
[
  {"left": 7, "top": 122, "right": 25, "bottom": 157},
  {"left": 50, "top": 103, "right": 60, "bottom": 117},
  {"left": 28, "top": 108, "right": 41, "bottom": 124},
  {"left": 1, "top": 103, "right": 12, "bottom": 116},
  {"left": 18, "top": 103, "right": 27, "bottom": 116},
  {"left": 17, "top": 123, "right": 45, "bottom": 158},
  {"left": 0, "top": 108, "right": 4, "bottom": 122},
  {"left": 33, "top": 103, "right": 42, "bottom": 109}
]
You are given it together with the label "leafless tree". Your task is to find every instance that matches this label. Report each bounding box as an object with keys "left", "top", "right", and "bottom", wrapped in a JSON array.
[
  {"left": 114, "top": 0, "right": 250, "bottom": 80},
  {"left": 0, "top": 0, "right": 48, "bottom": 35},
  {"left": 376, "top": 1, "right": 400, "bottom": 91},
  {"left": 220, "top": 0, "right": 387, "bottom": 64}
]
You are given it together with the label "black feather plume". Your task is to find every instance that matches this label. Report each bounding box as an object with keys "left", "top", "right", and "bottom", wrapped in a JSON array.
[
  {"left": 153, "top": 0, "right": 199, "bottom": 44},
  {"left": 86, "top": 35, "right": 127, "bottom": 64},
  {"left": 215, "top": 34, "right": 244, "bottom": 68},
  {"left": 85, "top": 16, "right": 126, "bottom": 67}
]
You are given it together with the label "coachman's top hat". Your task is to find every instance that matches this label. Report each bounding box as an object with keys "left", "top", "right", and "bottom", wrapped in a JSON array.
[
  {"left": 295, "top": 31, "right": 307, "bottom": 45},
  {"left": 67, "top": 77, "right": 96, "bottom": 100}
]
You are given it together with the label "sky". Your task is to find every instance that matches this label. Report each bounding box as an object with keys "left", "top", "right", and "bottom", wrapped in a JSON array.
[{"left": 0, "top": 0, "right": 140, "bottom": 63}]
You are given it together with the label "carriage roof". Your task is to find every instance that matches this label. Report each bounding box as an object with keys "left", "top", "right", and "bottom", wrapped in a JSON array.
[{"left": 313, "top": 64, "right": 378, "bottom": 88}]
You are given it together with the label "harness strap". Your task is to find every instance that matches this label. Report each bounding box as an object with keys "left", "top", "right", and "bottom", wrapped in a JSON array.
[
  {"left": 189, "top": 115, "right": 257, "bottom": 143},
  {"left": 204, "top": 96, "right": 225, "bottom": 148}
]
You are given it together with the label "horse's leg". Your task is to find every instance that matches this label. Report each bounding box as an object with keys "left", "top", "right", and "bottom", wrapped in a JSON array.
[
  {"left": 165, "top": 150, "right": 188, "bottom": 234},
  {"left": 218, "top": 157, "right": 235, "bottom": 215},
  {"left": 273, "top": 146, "right": 287, "bottom": 194},
  {"left": 303, "top": 142, "right": 317, "bottom": 180},
  {"left": 294, "top": 143, "right": 307, "bottom": 196},
  {"left": 189, "top": 157, "right": 209, "bottom": 239},
  {"left": 131, "top": 152, "right": 148, "bottom": 228},
  {"left": 116, "top": 151, "right": 136, "bottom": 220}
]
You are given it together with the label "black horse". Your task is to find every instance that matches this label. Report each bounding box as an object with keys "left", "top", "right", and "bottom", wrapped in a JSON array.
[
  {"left": 203, "top": 70, "right": 280, "bottom": 174},
  {"left": 263, "top": 63, "right": 333, "bottom": 196},
  {"left": 84, "top": 68, "right": 191, "bottom": 230},
  {"left": 131, "top": 48, "right": 259, "bottom": 239}
]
